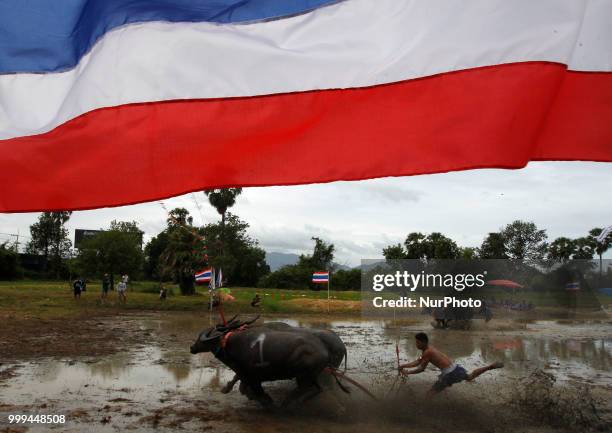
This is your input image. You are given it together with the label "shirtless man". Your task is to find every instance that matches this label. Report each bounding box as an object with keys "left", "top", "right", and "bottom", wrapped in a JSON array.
[{"left": 399, "top": 332, "right": 503, "bottom": 396}]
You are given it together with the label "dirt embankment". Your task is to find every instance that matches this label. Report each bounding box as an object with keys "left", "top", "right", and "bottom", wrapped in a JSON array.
[{"left": 283, "top": 299, "right": 361, "bottom": 312}]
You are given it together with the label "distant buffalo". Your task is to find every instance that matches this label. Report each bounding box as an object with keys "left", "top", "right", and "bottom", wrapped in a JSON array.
[
  {"left": 429, "top": 305, "right": 493, "bottom": 329},
  {"left": 191, "top": 316, "right": 348, "bottom": 407}
]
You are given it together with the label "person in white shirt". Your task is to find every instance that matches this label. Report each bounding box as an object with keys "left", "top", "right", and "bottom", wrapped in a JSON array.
[{"left": 117, "top": 281, "right": 127, "bottom": 303}]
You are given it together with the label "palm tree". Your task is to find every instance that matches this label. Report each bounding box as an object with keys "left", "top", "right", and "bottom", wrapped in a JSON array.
[
  {"left": 590, "top": 228, "right": 611, "bottom": 282},
  {"left": 204, "top": 188, "right": 242, "bottom": 230},
  {"left": 203, "top": 189, "right": 242, "bottom": 280}
]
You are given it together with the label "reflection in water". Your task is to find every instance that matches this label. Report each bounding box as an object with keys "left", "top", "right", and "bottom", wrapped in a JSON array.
[
  {"left": 480, "top": 337, "right": 611, "bottom": 372},
  {"left": 3, "top": 316, "right": 610, "bottom": 407},
  {"left": 88, "top": 350, "right": 135, "bottom": 380}
]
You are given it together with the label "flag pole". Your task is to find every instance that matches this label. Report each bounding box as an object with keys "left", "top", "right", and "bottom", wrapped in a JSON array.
[
  {"left": 209, "top": 268, "right": 215, "bottom": 325},
  {"left": 327, "top": 270, "right": 330, "bottom": 314}
]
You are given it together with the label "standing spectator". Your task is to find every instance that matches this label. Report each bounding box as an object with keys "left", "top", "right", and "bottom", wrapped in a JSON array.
[
  {"left": 73, "top": 278, "right": 83, "bottom": 300},
  {"left": 117, "top": 280, "right": 127, "bottom": 303},
  {"left": 159, "top": 284, "right": 167, "bottom": 301},
  {"left": 101, "top": 273, "right": 110, "bottom": 300},
  {"left": 122, "top": 274, "right": 129, "bottom": 291}
]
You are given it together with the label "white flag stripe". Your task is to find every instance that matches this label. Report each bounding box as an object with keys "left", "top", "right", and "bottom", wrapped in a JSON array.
[{"left": 1, "top": 0, "right": 611, "bottom": 140}]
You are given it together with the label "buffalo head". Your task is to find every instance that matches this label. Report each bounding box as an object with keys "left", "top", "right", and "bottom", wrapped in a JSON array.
[
  {"left": 190, "top": 315, "right": 260, "bottom": 354},
  {"left": 190, "top": 326, "right": 223, "bottom": 354}
]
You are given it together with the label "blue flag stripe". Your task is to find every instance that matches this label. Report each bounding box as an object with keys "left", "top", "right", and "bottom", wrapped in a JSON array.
[{"left": 0, "top": 0, "right": 340, "bottom": 74}]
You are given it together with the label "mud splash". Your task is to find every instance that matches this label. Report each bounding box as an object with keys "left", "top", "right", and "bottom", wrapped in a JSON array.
[{"left": 512, "top": 369, "right": 609, "bottom": 432}]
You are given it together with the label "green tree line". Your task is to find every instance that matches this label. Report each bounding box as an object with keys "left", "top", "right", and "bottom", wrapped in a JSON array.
[{"left": 1, "top": 200, "right": 611, "bottom": 294}]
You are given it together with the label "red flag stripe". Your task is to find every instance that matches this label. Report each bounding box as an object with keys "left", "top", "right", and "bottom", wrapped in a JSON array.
[{"left": 1, "top": 62, "right": 610, "bottom": 212}]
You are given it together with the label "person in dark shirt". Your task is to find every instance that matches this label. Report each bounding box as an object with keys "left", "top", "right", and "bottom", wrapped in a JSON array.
[
  {"left": 101, "top": 274, "right": 110, "bottom": 299},
  {"left": 73, "top": 278, "right": 83, "bottom": 299}
]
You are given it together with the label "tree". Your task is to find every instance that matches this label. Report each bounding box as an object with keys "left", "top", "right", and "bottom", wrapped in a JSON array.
[
  {"left": 500, "top": 220, "right": 548, "bottom": 263},
  {"left": 204, "top": 188, "right": 243, "bottom": 278},
  {"left": 478, "top": 233, "right": 507, "bottom": 259},
  {"left": 403, "top": 232, "right": 460, "bottom": 259},
  {"left": 259, "top": 237, "right": 335, "bottom": 290},
  {"left": 403, "top": 232, "right": 429, "bottom": 259},
  {"left": 589, "top": 227, "right": 612, "bottom": 278},
  {"left": 200, "top": 213, "right": 269, "bottom": 286},
  {"left": 204, "top": 188, "right": 242, "bottom": 229},
  {"left": 258, "top": 264, "right": 311, "bottom": 290},
  {"left": 168, "top": 207, "right": 193, "bottom": 227},
  {"left": 307, "top": 237, "right": 335, "bottom": 270},
  {"left": 382, "top": 243, "right": 406, "bottom": 261},
  {"left": 548, "top": 237, "right": 576, "bottom": 262},
  {"left": 0, "top": 242, "right": 19, "bottom": 280},
  {"left": 144, "top": 230, "right": 169, "bottom": 280},
  {"left": 331, "top": 268, "right": 361, "bottom": 291},
  {"left": 297, "top": 237, "right": 335, "bottom": 272},
  {"left": 572, "top": 236, "right": 596, "bottom": 260},
  {"left": 144, "top": 208, "right": 195, "bottom": 281},
  {"left": 383, "top": 232, "right": 461, "bottom": 261},
  {"left": 27, "top": 212, "right": 72, "bottom": 278},
  {"left": 76, "top": 220, "right": 144, "bottom": 284},
  {"left": 459, "top": 247, "right": 478, "bottom": 260},
  {"left": 159, "top": 208, "right": 205, "bottom": 295},
  {"left": 426, "top": 232, "right": 460, "bottom": 259}
]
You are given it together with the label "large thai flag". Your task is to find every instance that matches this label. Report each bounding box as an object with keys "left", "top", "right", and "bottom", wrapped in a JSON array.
[{"left": 1, "top": 0, "right": 611, "bottom": 212}]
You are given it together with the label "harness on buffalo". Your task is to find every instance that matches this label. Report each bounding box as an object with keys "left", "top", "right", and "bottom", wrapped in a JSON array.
[{"left": 220, "top": 324, "right": 249, "bottom": 349}]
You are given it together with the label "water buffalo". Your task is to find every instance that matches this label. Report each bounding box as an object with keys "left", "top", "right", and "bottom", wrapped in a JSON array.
[
  {"left": 218, "top": 321, "right": 348, "bottom": 395},
  {"left": 190, "top": 317, "right": 348, "bottom": 407},
  {"left": 429, "top": 304, "right": 493, "bottom": 329}
]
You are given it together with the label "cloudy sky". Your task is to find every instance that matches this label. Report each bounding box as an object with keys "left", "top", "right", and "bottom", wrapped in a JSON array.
[{"left": 1, "top": 161, "right": 611, "bottom": 266}]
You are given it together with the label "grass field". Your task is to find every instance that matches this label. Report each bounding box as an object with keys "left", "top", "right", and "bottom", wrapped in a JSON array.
[
  {"left": 0, "top": 280, "right": 609, "bottom": 321},
  {"left": 0, "top": 280, "right": 362, "bottom": 320}
]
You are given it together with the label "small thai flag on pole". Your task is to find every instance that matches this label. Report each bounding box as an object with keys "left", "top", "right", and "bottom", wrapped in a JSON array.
[
  {"left": 312, "top": 271, "right": 329, "bottom": 283},
  {"left": 313, "top": 271, "right": 331, "bottom": 313},
  {"left": 195, "top": 268, "right": 212, "bottom": 283}
]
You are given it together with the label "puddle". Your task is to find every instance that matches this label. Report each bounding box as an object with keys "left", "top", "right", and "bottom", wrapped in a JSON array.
[{"left": 1, "top": 314, "right": 610, "bottom": 432}]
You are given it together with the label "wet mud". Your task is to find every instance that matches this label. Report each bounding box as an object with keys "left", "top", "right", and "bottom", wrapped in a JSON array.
[{"left": 0, "top": 313, "right": 610, "bottom": 432}]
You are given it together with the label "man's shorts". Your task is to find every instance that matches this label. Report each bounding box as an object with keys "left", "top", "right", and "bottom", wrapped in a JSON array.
[{"left": 432, "top": 365, "right": 468, "bottom": 392}]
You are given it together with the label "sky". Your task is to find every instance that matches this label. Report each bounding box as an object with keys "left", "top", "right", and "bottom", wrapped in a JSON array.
[{"left": 1, "top": 161, "right": 611, "bottom": 267}]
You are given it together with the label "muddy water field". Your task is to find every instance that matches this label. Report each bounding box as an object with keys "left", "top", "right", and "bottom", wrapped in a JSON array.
[{"left": 1, "top": 312, "right": 610, "bottom": 433}]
